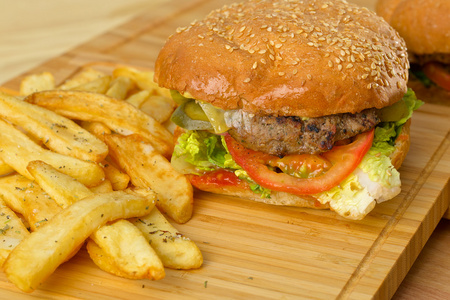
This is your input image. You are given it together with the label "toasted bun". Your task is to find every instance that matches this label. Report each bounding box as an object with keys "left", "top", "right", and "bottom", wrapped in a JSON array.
[
  {"left": 155, "top": 0, "right": 408, "bottom": 118},
  {"left": 190, "top": 177, "right": 331, "bottom": 210},
  {"left": 376, "top": 0, "right": 450, "bottom": 55}
]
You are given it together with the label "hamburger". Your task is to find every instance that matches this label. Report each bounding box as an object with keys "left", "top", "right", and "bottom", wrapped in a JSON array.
[
  {"left": 376, "top": 0, "right": 450, "bottom": 104},
  {"left": 154, "top": 0, "right": 423, "bottom": 220}
]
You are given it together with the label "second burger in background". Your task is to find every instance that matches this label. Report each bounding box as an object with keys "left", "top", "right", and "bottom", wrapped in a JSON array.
[
  {"left": 154, "top": 0, "right": 423, "bottom": 220},
  {"left": 376, "top": 0, "right": 450, "bottom": 104}
]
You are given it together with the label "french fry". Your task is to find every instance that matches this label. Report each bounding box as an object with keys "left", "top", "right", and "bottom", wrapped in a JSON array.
[
  {"left": 0, "top": 158, "right": 14, "bottom": 177},
  {"left": 27, "top": 160, "right": 93, "bottom": 208},
  {"left": 125, "top": 90, "right": 150, "bottom": 108},
  {"left": 70, "top": 75, "right": 112, "bottom": 94},
  {"left": 88, "top": 219, "right": 165, "bottom": 280},
  {"left": 112, "top": 67, "right": 171, "bottom": 98},
  {"left": 58, "top": 67, "right": 106, "bottom": 90},
  {"left": 3, "top": 190, "right": 155, "bottom": 292},
  {"left": 0, "top": 198, "right": 30, "bottom": 265},
  {"left": 0, "top": 86, "right": 20, "bottom": 97},
  {"left": 106, "top": 76, "right": 135, "bottom": 100},
  {"left": 0, "top": 119, "right": 105, "bottom": 187},
  {"left": 80, "top": 121, "right": 112, "bottom": 140},
  {"left": 0, "top": 174, "right": 61, "bottom": 231},
  {"left": 131, "top": 207, "right": 203, "bottom": 270},
  {"left": 0, "top": 175, "right": 30, "bottom": 215},
  {"left": 103, "top": 160, "right": 130, "bottom": 191},
  {"left": 20, "top": 72, "right": 55, "bottom": 96},
  {"left": 0, "top": 91, "right": 108, "bottom": 162},
  {"left": 104, "top": 133, "right": 193, "bottom": 223},
  {"left": 27, "top": 161, "right": 163, "bottom": 280},
  {"left": 90, "top": 179, "right": 114, "bottom": 194},
  {"left": 26, "top": 90, "right": 174, "bottom": 158},
  {"left": 139, "top": 95, "right": 176, "bottom": 124}
]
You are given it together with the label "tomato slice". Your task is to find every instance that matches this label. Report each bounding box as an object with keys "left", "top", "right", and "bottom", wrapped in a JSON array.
[
  {"left": 190, "top": 169, "right": 250, "bottom": 190},
  {"left": 224, "top": 129, "right": 374, "bottom": 195},
  {"left": 423, "top": 62, "right": 450, "bottom": 91}
]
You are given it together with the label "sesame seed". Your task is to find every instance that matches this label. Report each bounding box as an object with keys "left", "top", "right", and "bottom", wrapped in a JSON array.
[
  {"left": 328, "top": 61, "right": 333, "bottom": 67},
  {"left": 307, "top": 74, "right": 312, "bottom": 80},
  {"left": 243, "top": 78, "right": 251, "bottom": 83},
  {"left": 346, "top": 63, "right": 353, "bottom": 69},
  {"left": 252, "top": 62, "right": 258, "bottom": 69},
  {"left": 293, "top": 69, "right": 298, "bottom": 75},
  {"left": 278, "top": 72, "right": 285, "bottom": 76}
]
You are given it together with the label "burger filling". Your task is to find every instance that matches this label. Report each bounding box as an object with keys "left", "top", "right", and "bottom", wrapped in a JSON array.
[{"left": 170, "top": 89, "right": 423, "bottom": 219}]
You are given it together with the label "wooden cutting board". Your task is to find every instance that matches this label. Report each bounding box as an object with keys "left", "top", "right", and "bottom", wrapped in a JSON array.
[{"left": 1, "top": 0, "right": 449, "bottom": 299}]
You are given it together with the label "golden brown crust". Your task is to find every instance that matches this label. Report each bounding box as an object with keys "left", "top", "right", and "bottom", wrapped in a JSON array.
[
  {"left": 376, "top": 0, "right": 450, "bottom": 55},
  {"left": 155, "top": 0, "right": 408, "bottom": 118},
  {"left": 188, "top": 175, "right": 330, "bottom": 209}
]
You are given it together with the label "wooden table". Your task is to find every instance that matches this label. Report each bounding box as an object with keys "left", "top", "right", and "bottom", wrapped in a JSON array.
[{"left": 1, "top": 0, "right": 449, "bottom": 299}]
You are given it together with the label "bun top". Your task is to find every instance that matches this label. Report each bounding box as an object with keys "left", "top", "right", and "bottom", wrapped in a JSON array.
[
  {"left": 154, "top": 0, "right": 408, "bottom": 117},
  {"left": 376, "top": 0, "right": 450, "bottom": 56}
]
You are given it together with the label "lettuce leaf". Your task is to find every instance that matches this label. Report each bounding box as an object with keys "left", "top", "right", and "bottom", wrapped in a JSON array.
[
  {"left": 172, "top": 130, "right": 271, "bottom": 197},
  {"left": 317, "top": 150, "right": 401, "bottom": 220},
  {"left": 315, "top": 89, "right": 422, "bottom": 219}
]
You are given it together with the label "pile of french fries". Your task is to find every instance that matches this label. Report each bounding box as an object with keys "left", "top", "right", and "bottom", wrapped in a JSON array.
[{"left": 0, "top": 64, "right": 202, "bottom": 293}]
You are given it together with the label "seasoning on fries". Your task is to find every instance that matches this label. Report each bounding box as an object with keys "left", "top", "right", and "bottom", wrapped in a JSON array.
[{"left": 0, "top": 64, "right": 200, "bottom": 293}]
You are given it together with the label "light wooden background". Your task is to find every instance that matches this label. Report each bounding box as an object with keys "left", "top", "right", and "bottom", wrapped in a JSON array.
[{"left": 0, "top": 0, "right": 449, "bottom": 299}]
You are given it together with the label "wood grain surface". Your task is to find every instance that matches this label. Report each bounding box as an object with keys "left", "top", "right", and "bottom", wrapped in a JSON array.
[{"left": 1, "top": 0, "right": 449, "bottom": 299}]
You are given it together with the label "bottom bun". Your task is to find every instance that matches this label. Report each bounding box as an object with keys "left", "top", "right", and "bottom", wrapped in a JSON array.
[{"left": 188, "top": 173, "right": 330, "bottom": 209}]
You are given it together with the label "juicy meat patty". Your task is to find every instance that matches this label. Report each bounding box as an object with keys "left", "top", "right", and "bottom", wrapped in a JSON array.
[{"left": 225, "top": 109, "right": 379, "bottom": 156}]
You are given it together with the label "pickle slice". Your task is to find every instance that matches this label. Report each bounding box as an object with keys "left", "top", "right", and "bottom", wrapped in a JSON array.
[
  {"left": 377, "top": 99, "right": 409, "bottom": 122},
  {"left": 170, "top": 102, "right": 213, "bottom": 130},
  {"left": 170, "top": 90, "right": 192, "bottom": 105}
]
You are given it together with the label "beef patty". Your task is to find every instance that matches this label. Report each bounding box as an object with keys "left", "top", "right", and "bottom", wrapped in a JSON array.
[{"left": 224, "top": 109, "right": 379, "bottom": 156}]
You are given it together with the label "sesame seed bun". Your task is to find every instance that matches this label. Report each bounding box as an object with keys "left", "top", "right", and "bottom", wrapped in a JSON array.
[
  {"left": 154, "top": 0, "right": 409, "bottom": 118},
  {"left": 376, "top": 0, "right": 450, "bottom": 56}
]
